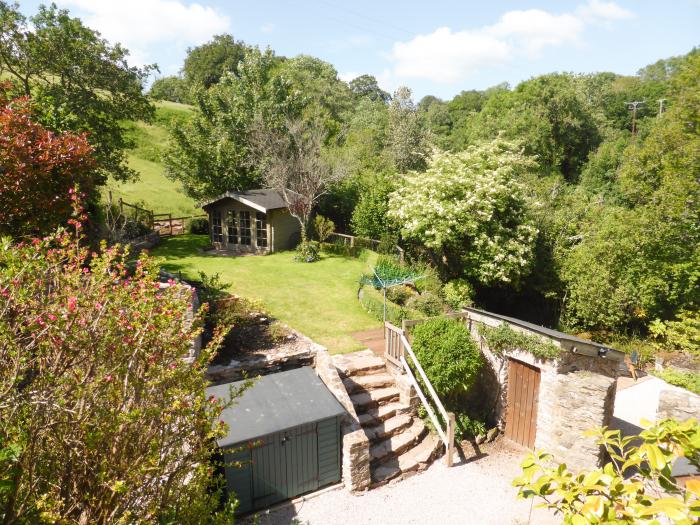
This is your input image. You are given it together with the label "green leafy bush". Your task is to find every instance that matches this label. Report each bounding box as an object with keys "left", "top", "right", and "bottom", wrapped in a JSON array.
[
  {"left": 412, "top": 317, "right": 484, "bottom": 400},
  {"left": 455, "top": 413, "right": 487, "bottom": 440},
  {"left": 653, "top": 369, "right": 700, "bottom": 395},
  {"left": 650, "top": 310, "right": 700, "bottom": 357},
  {"left": 313, "top": 214, "right": 335, "bottom": 242},
  {"left": 478, "top": 323, "right": 561, "bottom": 359},
  {"left": 412, "top": 261, "right": 442, "bottom": 295},
  {"left": 406, "top": 292, "right": 444, "bottom": 316},
  {"left": 386, "top": 285, "right": 415, "bottom": 306},
  {"left": 294, "top": 240, "right": 320, "bottom": 263},
  {"left": 359, "top": 285, "right": 423, "bottom": 325},
  {"left": 442, "top": 278, "right": 474, "bottom": 310},
  {"left": 188, "top": 217, "right": 209, "bottom": 235}
]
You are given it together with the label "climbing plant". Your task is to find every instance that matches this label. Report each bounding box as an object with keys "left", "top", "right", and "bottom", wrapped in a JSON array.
[{"left": 478, "top": 323, "right": 561, "bottom": 359}]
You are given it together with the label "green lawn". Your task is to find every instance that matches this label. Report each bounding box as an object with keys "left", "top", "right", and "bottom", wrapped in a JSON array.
[
  {"left": 103, "top": 101, "right": 199, "bottom": 216},
  {"left": 152, "top": 235, "right": 381, "bottom": 354}
]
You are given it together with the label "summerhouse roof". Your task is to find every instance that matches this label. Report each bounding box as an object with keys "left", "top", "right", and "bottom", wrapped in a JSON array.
[{"left": 201, "top": 189, "right": 287, "bottom": 213}]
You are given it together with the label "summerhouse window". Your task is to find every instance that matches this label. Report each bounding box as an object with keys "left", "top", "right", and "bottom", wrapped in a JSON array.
[
  {"left": 256, "top": 212, "right": 267, "bottom": 248},
  {"left": 212, "top": 210, "right": 223, "bottom": 243},
  {"left": 226, "top": 210, "right": 238, "bottom": 244},
  {"left": 239, "top": 211, "right": 251, "bottom": 245}
]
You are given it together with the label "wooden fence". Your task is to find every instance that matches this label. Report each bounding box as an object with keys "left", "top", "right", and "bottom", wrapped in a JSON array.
[
  {"left": 327, "top": 232, "right": 405, "bottom": 262},
  {"left": 384, "top": 322, "right": 456, "bottom": 466},
  {"left": 153, "top": 213, "right": 207, "bottom": 237}
]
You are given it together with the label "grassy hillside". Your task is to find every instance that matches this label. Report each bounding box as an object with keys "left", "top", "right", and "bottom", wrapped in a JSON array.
[{"left": 104, "top": 101, "right": 199, "bottom": 216}]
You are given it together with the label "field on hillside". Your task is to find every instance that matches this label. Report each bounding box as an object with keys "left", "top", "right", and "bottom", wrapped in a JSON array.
[
  {"left": 104, "top": 101, "right": 199, "bottom": 217},
  {"left": 152, "top": 235, "right": 381, "bottom": 354}
]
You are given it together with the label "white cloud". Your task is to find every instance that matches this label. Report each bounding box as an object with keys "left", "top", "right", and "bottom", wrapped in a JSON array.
[
  {"left": 577, "top": 0, "right": 634, "bottom": 22},
  {"left": 260, "top": 23, "right": 275, "bottom": 34},
  {"left": 391, "top": 28, "right": 510, "bottom": 83},
  {"left": 57, "top": 0, "right": 230, "bottom": 66},
  {"left": 386, "top": 0, "right": 632, "bottom": 84}
]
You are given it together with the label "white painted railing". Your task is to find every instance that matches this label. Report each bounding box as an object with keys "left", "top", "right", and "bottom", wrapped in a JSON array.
[{"left": 384, "top": 322, "right": 456, "bottom": 466}]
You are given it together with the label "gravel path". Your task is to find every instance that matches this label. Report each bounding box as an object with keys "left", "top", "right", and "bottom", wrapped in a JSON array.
[{"left": 247, "top": 441, "right": 560, "bottom": 525}]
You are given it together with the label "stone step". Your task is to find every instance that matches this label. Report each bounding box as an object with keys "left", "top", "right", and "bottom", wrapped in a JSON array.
[
  {"left": 370, "top": 434, "right": 442, "bottom": 486},
  {"left": 333, "top": 350, "right": 386, "bottom": 378},
  {"left": 358, "top": 402, "right": 410, "bottom": 427},
  {"left": 370, "top": 419, "right": 427, "bottom": 465},
  {"left": 363, "top": 413, "right": 413, "bottom": 442},
  {"left": 350, "top": 387, "right": 400, "bottom": 411},
  {"left": 343, "top": 372, "right": 395, "bottom": 394}
]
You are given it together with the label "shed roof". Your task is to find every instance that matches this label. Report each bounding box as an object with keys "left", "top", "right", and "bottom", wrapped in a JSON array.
[
  {"left": 206, "top": 367, "right": 346, "bottom": 447},
  {"left": 202, "top": 189, "right": 287, "bottom": 213},
  {"left": 463, "top": 306, "right": 625, "bottom": 361}
]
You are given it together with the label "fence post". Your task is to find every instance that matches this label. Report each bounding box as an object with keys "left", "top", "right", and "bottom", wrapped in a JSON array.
[
  {"left": 445, "top": 412, "right": 456, "bottom": 467},
  {"left": 169, "top": 213, "right": 173, "bottom": 236},
  {"left": 118, "top": 197, "right": 124, "bottom": 216}
]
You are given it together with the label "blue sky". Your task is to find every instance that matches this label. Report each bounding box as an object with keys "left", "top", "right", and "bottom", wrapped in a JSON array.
[{"left": 19, "top": 0, "right": 700, "bottom": 100}]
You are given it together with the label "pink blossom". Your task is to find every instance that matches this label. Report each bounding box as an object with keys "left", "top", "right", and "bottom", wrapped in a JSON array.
[
  {"left": 67, "top": 296, "right": 77, "bottom": 312},
  {"left": 47, "top": 313, "right": 57, "bottom": 321},
  {"left": 104, "top": 375, "right": 113, "bottom": 382}
]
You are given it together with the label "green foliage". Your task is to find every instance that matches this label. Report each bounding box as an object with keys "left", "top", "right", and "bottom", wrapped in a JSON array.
[
  {"left": 478, "top": 323, "right": 561, "bottom": 360},
  {"left": 348, "top": 74, "right": 390, "bottom": 103},
  {"left": 358, "top": 285, "right": 422, "bottom": 325},
  {"left": 389, "top": 139, "right": 538, "bottom": 286},
  {"left": 0, "top": 2, "right": 155, "bottom": 182},
  {"left": 654, "top": 369, "right": 700, "bottom": 396},
  {"left": 387, "top": 86, "right": 430, "bottom": 172},
  {"left": 182, "top": 34, "right": 248, "bottom": 89},
  {"left": 294, "top": 240, "right": 320, "bottom": 263},
  {"left": 386, "top": 285, "right": 415, "bottom": 306},
  {"left": 405, "top": 292, "right": 444, "bottom": 317},
  {"left": 650, "top": 310, "right": 700, "bottom": 356},
  {"left": 0, "top": 210, "right": 237, "bottom": 523},
  {"left": 411, "top": 318, "right": 484, "bottom": 400},
  {"left": 150, "top": 75, "right": 192, "bottom": 104},
  {"left": 560, "top": 54, "right": 700, "bottom": 332},
  {"left": 455, "top": 413, "right": 487, "bottom": 440},
  {"left": 313, "top": 214, "right": 335, "bottom": 243},
  {"left": 442, "top": 279, "right": 475, "bottom": 310},
  {"left": 361, "top": 255, "right": 422, "bottom": 289},
  {"left": 164, "top": 47, "right": 298, "bottom": 201},
  {"left": 350, "top": 181, "right": 395, "bottom": 240},
  {"left": 189, "top": 217, "right": 209, "bottom": 235},
  {"left": 514, "top": 419, "right": 700, "bottom": 524}
]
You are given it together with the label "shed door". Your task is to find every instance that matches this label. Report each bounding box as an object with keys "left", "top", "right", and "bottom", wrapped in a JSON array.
[
  {"left": 251, "top": 423, "right": 320, "bottom": 509},
  {"left": 505, "top": 358, "right": 540, "bottom": 448}
]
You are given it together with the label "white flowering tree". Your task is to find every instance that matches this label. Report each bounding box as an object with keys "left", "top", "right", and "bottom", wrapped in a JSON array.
[{"left": 388, "top": 138, "right": 538, "bottom": 286}]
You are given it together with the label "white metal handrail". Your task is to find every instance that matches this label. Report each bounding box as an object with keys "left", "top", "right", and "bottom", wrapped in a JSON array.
[{"left": 384, "top": 322, "right": 455, "bottom": 466}]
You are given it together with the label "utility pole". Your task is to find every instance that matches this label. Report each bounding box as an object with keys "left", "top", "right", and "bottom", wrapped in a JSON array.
[
  {"left": 625, "top": 101, "right": 644, "bottom": 136},
  {"left": 657, "top": 98, "right": 666, "bottom": 117}
]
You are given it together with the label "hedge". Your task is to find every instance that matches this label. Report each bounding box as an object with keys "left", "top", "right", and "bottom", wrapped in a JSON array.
[{"left": 359, "top": 285, "right": 423, "bottom": 325}]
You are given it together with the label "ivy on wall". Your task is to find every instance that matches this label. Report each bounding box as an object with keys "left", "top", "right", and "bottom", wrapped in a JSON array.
[{"left": 477, "top": 323, "right": 561, "bottom": 360}]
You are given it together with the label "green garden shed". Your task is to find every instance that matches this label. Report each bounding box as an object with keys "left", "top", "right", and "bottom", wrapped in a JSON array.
[{"left": 206, "top": 367, "right": 346, "bottom": 514}]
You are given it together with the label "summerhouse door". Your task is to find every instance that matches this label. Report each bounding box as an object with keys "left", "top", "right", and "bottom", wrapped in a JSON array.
[{"left": 505, "top": 358, "right": 540, "bottom": 448}]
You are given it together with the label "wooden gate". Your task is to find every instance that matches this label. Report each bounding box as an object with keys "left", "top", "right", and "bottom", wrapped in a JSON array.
[{"left": 505, "top": 358, "right": 540, "bottom": 448}]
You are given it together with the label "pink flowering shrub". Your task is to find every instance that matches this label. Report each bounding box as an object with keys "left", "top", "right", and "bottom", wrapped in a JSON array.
[{"left": 0, "top": 202, "right": 240, "bottom": 524}]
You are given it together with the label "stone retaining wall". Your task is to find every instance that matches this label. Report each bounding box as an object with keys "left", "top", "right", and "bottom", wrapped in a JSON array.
[{"left": 315, "top": 348, "right": 371, "bottom": 493}]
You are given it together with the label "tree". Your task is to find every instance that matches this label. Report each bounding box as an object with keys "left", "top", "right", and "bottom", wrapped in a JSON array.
[
  {"left": 348, "top": 74, "right": 390, "bottom": 103},
  {"left": 350, "top": 179, "right": 395, "bottom": 240},
  {"left": 250, "top": 117, "right": 347, "bottom": 242},
  {"left": 0, "top": 88, "right": 96, "bottom": 239},
  {"left": 560, "top": 53, "right": 700, "bottom": 332},
  {"left": 149, "top": 75, "right": 191, "bottom": 104},
  {"left": 164, "top": 47, "right": 298, "bottom": 201},
  {"left": 514, "top": 419, "right": 700, "bottom": 524},
  {"left": 467, "top": 74, "right": 601, "bottom": 181},
  {"left": 182, "top": 34, "right": 248, "bottom": 89},
  {"left": 388, "top": 139, "right": 538, "bottom": 286},
  {"left": 0, "top": 2, "right": 155, "bottom": 182},
  {"left": 387, "top": 86, "right": 430, "bottom": 172},
  {"left": 0, "top": 207, "right": 237, "bottom": 523}
]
